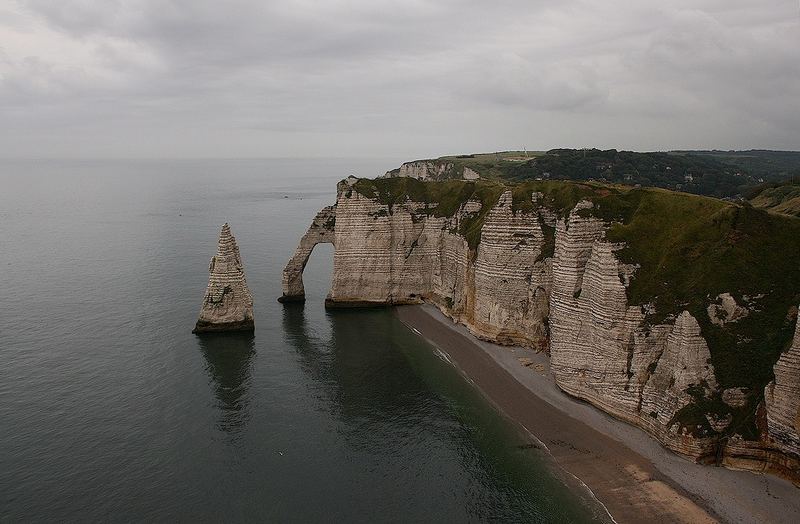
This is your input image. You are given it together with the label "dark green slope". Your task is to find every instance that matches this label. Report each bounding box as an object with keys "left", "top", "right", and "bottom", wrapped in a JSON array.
[
  {"left": 396, "top": 148, "right": 800, "bottom": 199},
  {"left": 749, "top": 179, "right": 800, "bottom": 217}
]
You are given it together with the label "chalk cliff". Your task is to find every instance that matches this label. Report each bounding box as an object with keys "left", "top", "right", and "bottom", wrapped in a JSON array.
[
  {"left": 765, "top": 312, "right": 800, "bottom": 470},
  {"left": 384, "top": 160, "right": 480, "bottom": 180},
  {"left": 194, "top": 223, "right": 254, "bottom": 333},
  {"left": 278, "top": 205, "right": 336, "bottom": 303},
  {"left": 280, "top": 176, "right": 800, "bottom": 482}
]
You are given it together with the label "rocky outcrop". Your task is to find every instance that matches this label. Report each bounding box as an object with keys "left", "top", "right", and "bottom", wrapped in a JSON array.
[
  {"left": 279, "top": 205, "right": 336, "bottom": 302},
  {"left": 463, "top": 167, "right": 481, "bottom": 180},
  {"left": 384, "top": 160, "right": 480, "bottom": 180},
  {"left": 385, "top": 160, "right": 454, "bottom": 180},
  {"left": 318, "top": 187, "right": 555, "bottom": 350},
  {"left": 470, "top": 191, "right": 550, "bottom": 347},
  {"left": 547, "top": 209, "right": 720, "bottom": 458},
  {"left": 707, "top": 292, "right": 749, "bottom": 326},
  {"left": 193, "top": 223, "right": 254, "bottom": 333},
  {"left": 765, "top": 312, "right": 800, "bottom": 461},
  {"left": 325, "top": 186, "right": 445, "bottom": 305},
  {"left": 280, "top": 177, "right": 800, "bottom": 482}
]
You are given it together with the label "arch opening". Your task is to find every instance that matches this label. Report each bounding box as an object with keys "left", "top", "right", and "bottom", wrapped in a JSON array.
[
  {"left": 301, "top": 242, "right": 334, "bottom": 303},
  {"left": 278, "top": 205, "right": 336, "bottom": 303}
]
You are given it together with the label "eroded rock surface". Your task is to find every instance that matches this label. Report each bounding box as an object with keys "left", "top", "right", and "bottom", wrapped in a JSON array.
[
  {"left": 765, "top": 311, "right": 800, "bottom": 458},
  {"left": 193, "top": 223, "right": 254, "bottom": 333},
  {"left": 471, "top": 191, "right": 550, "bottom": 347},
  {"left": 707, "top": 292, "right": 749, "bottom": 326},
  {"left": 385, "top": 160, "right": 453, "bottom": 180},
  {"left": 279, "top": 178, "right": 800, "bottom": 482},
  {"left": 547, "top": 209, "right": 720, "bottom": 458},
  {"left": 279, "top": 206, "right": 336, "bottom": 302},
  {"left": 384, "top": 160, "right": 480, "bottom": 180}
]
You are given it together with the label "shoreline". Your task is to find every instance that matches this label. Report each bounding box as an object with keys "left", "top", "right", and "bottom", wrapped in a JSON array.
[{"left": 395, "top": 304, "right": 800, "bottom": 524}]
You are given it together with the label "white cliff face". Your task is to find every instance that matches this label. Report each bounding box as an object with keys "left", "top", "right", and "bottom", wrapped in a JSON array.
[
  {"left": 328, "top": 189, "right": 446, "bottom": 304},
  {"left": 386, "top": 161, "right": 454, "bottom": 180},
  {"left": 765, "top": 313, "right": 800, "bottom": 456},
  {"left": 282, "top": 185, "right": 552, "bottom": 344},
  {"left": 327, "top": 189, "right": 556, "bottom": 348},
  {"left": 463, "top": 167, "right": 481, "bottom": 180},
  {"left": 471, "top": 191, "right": 550, "bottom": 347},
  {"left": 384, "top": 160, "right": 480, "bottom": 180},
  {"left": 194, "top": 223, "right": 254, "bottom": 333},
  {"left": 639, "top": 312, "right": 720, "bottom": 454},
  {"left": 546, "top": 209, "right": 720, "bottom": 457},
  {"left": 280, "top": 179, "right": 800, "bottom": 481}
]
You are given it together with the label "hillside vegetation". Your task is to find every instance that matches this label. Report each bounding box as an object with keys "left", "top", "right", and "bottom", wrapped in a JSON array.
[
  {"left": 680, "top": 150, "right": 800, "bottom": 182},
  {"left": 748, "top": 179, "right": 800, "bottom": 217},
  {"left": 391, "top": 149, "right": 800, "bottom": 199}
]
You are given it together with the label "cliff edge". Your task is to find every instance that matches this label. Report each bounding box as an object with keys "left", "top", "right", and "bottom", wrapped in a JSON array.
[{"left": 280, "top": 176, "right": 800, "bottom": 483}]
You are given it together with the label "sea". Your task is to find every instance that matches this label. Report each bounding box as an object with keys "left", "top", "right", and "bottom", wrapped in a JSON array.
[{"left": 0, "top": 158, "right": 608, "bottom": 522}]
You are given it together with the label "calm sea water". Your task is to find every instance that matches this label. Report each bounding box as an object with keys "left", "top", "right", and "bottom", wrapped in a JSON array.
[{"left": 0, "top": 159, "right": 606, "bottom": 522}]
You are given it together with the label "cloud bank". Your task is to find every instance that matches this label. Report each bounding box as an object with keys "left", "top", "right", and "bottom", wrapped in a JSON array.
[{"left": 1, "top": 0, "right": 798, "bottom": 158}]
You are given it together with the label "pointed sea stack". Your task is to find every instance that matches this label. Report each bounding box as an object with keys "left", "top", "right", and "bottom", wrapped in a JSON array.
[{"left": 193, "top": 223, "right": 255, "bottom": 334}]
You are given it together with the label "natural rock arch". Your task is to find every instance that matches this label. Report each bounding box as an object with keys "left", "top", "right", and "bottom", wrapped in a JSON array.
[{"left": 278, "top": 205, "right": 336, "bottom": 303}]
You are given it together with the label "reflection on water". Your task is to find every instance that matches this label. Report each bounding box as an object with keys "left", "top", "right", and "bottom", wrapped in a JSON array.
[
  {"left": 282, "top": 304, "right": 430, "bottom": 422},
  {"left": 281, "top": 302, "right": 320, "bottom": 351},
  {"left": 280, "top": 303, "right": 606, "bottom": 523},
  {"left": 197, "top": 333, "right": 256, "bottom": 434}
]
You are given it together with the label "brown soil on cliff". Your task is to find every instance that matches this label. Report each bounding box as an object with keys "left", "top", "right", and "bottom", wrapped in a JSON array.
[{"left": 396, "top": 304, "right": 800, "bottom": 524}]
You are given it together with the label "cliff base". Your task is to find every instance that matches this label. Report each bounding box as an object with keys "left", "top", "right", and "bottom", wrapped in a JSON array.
[
  {"left": 277, "top": 294, "right": 305, "bottom": 303},
  {"left": 193, "top": 319, "right": 255, "bottom": 334}
]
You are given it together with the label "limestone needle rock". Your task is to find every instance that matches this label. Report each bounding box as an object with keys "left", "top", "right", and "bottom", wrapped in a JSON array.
[{"left": 193, "top": 223, "right": 255, "bottom": 334}]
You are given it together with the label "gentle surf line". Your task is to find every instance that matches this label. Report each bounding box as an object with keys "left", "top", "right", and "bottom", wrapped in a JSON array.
[{"left": 394, "top": 303, "right": 800, "bottom": 524}]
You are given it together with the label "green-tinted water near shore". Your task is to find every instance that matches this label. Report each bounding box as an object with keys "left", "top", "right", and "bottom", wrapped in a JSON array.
[{"left": 0, "top": 159, "right": 606, "bottom": 522}]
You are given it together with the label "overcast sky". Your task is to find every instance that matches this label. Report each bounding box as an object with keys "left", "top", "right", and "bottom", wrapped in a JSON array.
[{"left": 1, "top": 0, "right": 798, "bottom": 159}]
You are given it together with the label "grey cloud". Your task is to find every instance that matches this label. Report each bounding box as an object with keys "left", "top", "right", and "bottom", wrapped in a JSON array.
[{"left": 1, "top": 0, "right": 798, "bottom": 158}]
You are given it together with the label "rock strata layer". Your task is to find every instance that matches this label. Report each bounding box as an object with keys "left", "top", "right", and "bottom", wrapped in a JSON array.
[
  {"left": 765, "top": 312, "right": 800, "bottom": 465},
  {"left": 384, "top": 160, "right": 480, "bottom": 180},
  {"left": 194, "top": 223, "right": 254, "bottom": 333},
  {"left": 280, "top": 178, "right": 800, "bottom": 483},
  {"left": 278, "top": 205, "right": 336, "bottom": 303}
]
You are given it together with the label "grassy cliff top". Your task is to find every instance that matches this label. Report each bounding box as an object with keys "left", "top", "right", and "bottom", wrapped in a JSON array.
[
  {"left": 350, "top": 176, "right": 800, "bottom": 418},
  {"left": 749, "top": 179, "right": 800, "bottom": 217},
  {"left": 392, "top": 148, "right": 800, "bottom": 198}
]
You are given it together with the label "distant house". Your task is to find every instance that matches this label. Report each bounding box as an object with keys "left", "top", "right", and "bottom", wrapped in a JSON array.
[{"left": 684, "top": 174, "right": 694, "bottom": 183}]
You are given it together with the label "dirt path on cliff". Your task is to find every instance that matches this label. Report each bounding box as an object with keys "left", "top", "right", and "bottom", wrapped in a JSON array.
[{"left": 395, "top": 304, "right": 800, "bottom": 524}]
